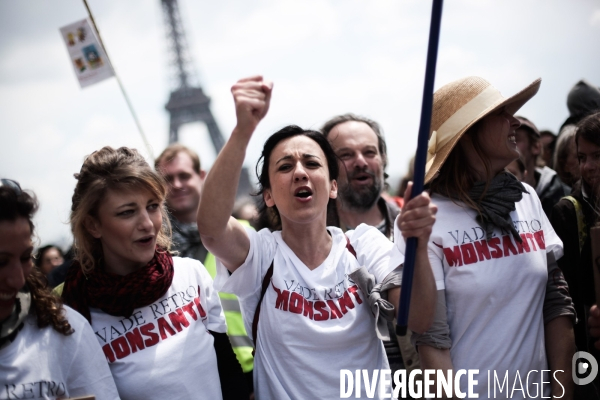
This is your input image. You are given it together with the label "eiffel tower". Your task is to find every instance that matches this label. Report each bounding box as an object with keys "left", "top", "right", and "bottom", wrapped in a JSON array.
[{"left": 161, "top": 0, "right": 252, "bottom": 198}]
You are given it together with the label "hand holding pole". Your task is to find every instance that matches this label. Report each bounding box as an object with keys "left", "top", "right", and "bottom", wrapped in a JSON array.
[{"left": 396, "top": 0, "right": 444, "bottom": 336}]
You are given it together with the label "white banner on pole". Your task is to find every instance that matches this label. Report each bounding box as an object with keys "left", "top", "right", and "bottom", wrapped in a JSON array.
[{"left": 60, "top": 18, "right": 114, "bottom": 88}]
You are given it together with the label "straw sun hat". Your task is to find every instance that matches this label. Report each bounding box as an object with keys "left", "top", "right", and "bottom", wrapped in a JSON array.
[{"left": 425, "top": 76, "right": 541, "bottom": 184}]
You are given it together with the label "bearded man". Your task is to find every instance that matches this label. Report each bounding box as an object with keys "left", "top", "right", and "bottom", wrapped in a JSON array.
[{"left": 322, "top": 114, "right": 419, "bottom": 391}]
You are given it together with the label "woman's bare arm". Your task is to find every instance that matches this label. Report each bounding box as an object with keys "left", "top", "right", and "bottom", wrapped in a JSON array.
[
  {"left": 419, "top": 346, "right": 455, "bottom": 399},
  {"left": 545, "top": 316, "right": 574, "bottom": 399},
  {"left": 197, "top": 76, "right": 272, "bottom": 272}
]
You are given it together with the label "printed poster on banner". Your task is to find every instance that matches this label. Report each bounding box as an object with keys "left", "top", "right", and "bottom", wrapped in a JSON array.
[{"left": 60, "top": 18, "right": 114, "bottom": 88}]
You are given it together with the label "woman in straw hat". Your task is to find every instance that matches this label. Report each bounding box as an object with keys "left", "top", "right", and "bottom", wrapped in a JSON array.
[{"left": 413, "top": 77, "right": 576, "bottom": 399}]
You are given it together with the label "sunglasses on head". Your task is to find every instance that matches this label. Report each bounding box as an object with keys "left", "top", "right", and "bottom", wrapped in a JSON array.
[{"left": 0, "top": 179, "right": 23, "bottom": 196}]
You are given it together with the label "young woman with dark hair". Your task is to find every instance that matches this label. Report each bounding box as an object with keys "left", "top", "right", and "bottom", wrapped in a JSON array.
[
  {"left": 0, "top": 179, "right": 119, "bottom": 400},
  {"left": 552, "top": 111, "right": 600, "bottom": 398},
  {"left": 60, "top": 147, "right": 248, "bottom": 400},
  {"left": 197, "top": 76, "right": 438, "bottom": 399},
  {"left": 35, "top": 245, "right": 64, "bottom": 276}
]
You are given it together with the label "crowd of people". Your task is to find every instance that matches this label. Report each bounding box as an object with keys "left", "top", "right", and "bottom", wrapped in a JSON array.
[{"left": 1, "top": 74, "right": 599, "bottom": 400}]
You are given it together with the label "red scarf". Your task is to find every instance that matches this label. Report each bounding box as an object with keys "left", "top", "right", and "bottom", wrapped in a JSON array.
[{"left": 62, "top": 250, "right": 174, "bottom": 323}]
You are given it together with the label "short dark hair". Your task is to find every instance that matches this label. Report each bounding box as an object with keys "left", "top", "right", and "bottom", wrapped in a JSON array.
[
  {"left": 255, "top": 125, "right": 339, "bottom": 229},
  {"left": 576, "top": 111, "right": 600, "bottom": 148},
  {"left": 35, "top": 245, "right": 64, "bottom": 268},
  {"left": 321, "top": 113, "right": 388, "bottom": 170}
]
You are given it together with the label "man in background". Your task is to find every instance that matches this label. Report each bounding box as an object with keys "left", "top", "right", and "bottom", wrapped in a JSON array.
[
  {"left": 514, "top": 116, "right": 569, "bottom": 217},
  {"left": 321, "top": 113, "right": 419, "bottom": 388},
  {"left": 155, "top": 144, "right": 254, "bottom": 394}
]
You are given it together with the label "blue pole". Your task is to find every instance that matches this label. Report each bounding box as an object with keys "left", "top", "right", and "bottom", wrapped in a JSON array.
[{"left": 396, "top": 0, "right": 443, "bottom": 336}]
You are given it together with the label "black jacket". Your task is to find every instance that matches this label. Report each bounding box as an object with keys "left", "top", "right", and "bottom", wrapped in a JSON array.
[
  {"left": 536, "top": 166, "right": 570, "bottom": 219},
  {"left": 551, "top": 180, "right": 600, "bottom": 398},
  {"left": 551, "top": 181, "right": 597, "bottom": 352}
]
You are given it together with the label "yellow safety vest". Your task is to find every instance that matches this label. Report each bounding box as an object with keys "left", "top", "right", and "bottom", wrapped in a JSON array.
[{"left": 204, "top": 246, "right": 254, "bottom": 373}]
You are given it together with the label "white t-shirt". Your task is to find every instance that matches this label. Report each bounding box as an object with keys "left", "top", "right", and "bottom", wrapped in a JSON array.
[
  {"left": 89, "top": 257, "right": 227, "bottom": 400},
  {"left": 214, "top": 225, "right": 404, "bottom": 400},
  {"left": 423, "top": 185, "right": 563, "bottom": 399},
  {"left": 0, "top": 306, "right": 119, "bottom": 400}
]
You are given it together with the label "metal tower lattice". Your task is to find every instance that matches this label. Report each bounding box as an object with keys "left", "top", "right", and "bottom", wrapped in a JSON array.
[{"left": 161, "top": 0, "right": 252, "bottom": 197}]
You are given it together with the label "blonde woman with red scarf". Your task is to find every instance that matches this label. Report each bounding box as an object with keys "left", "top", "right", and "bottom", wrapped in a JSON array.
[{"left": 60, "top": 147, "right": 249, "bottom": 400}]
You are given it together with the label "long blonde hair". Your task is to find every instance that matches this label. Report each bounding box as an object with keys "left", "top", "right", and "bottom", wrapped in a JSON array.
[{"left": 70, "top": 146, "right": 172, "bottom": 273}]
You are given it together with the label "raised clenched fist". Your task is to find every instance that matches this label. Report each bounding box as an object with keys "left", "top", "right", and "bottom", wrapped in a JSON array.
[{"left": 231, "top": 75, "right": 273, "bottom": 139}]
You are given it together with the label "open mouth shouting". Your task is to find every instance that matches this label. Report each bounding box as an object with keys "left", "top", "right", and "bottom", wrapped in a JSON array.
[{"left": 294, "top": 186, "right": 313, "bottom": 202}]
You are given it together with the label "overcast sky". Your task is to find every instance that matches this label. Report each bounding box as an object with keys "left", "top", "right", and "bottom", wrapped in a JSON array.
[{"left": 1, "top": 0, "right": 599, "bottom": 248}]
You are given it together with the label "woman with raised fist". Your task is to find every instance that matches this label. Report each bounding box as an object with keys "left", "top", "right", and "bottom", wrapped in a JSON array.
[{"left": 198, "top": 76, "right": 438, "bottom": 399}]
